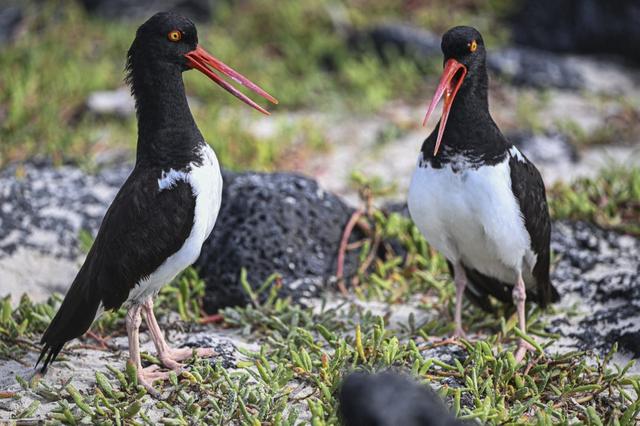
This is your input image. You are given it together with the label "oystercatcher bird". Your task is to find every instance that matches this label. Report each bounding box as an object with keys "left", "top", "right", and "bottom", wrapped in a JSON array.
[
  {"left": 37, "top": 12, "right": 277, "bottom": 394},
  {"left": 407, "top": 26, "right": 559, "bottom": 361}
]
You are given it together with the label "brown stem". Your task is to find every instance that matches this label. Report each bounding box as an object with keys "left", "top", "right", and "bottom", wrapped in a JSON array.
[
  {"left": 199, "top": 313, "right": 224, "bottom": 324},
  {"left": 336, "top": 209, "right": 364, "bottom": 295},
  {"left": 357, "top": 231, "right": 381, "bottom": 275}
]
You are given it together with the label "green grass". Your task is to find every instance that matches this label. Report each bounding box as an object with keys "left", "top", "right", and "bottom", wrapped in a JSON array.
[{"left": 549, "top": 166, "right": 640, "bottom": 236}]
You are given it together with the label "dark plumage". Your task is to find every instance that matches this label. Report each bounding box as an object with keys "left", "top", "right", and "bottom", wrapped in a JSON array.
[{"left": 339, "top": 372, "right": 465, "bottom": 426}]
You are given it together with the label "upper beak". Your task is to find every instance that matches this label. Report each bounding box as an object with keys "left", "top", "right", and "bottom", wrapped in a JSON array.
[
  {"left": 185, "top": 45, "right": 278, "bottom": 115},
  {"left": 422, "top": 59, "right": 467, "bottom": 156}
]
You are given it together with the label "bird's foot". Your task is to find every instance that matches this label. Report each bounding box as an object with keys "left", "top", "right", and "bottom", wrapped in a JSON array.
[
  {"left": 514, "top": 339, "right": 535, "bottom": 363},
  {"left": 137, "top": 364, "right": 170, "bottom": 397},
  {"left": 453, "top": 327, "right": 467, "bottom": 339},
  {"left": 158, "top": 347, "right": 216, "bottom": 370}
]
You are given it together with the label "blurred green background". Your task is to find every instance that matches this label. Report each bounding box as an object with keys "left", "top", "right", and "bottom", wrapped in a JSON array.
[{"left": 0, "top": 0, "right": 514, "bottom": 169}]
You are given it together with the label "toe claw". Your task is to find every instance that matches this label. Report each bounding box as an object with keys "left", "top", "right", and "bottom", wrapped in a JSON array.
[
  {"left": 137, "top": 366, "right": 170, "bottom": 397},
  {"left": 514, "top": 340, "right": 536, "bottom": 363},
  {"left": 453, "top": 328, "right": 466, "bottom": 339},
  {"left": 156, "top": 346, "right": 217, "bottom": 369}
]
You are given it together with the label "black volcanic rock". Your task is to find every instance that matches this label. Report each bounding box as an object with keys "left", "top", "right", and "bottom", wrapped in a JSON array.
[
  {"left": 510, "top": 0, "right": 640, "bottom": 62},
  {"left": 486, "top": 47, "right": 583, "bottom": 89},
  {"left": 347, "top": 23, "right": 440, "bottom": 71},
  {"left": 0, "top": 5, "right": 24, "bottom": 47},
  {"left": 197, "top": 171, "right": 362, "bottom": 312},
  {"left": 549, "top": 221, "right": 640, "bottom": 357},
  {"left": 506, "top": 131, "right": 578, "bottom": 166}
]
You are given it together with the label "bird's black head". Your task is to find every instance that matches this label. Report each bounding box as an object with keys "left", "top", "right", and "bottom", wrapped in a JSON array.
[
  {"left": 441, "top": 26, "right": 486, "bottom": 73},
  {"left": 126, "top": 11, "right": 277, "bottom": 114},
  {"left": 422, "top": 26, "right": 489, "bottom": 156},
  {"left": 128, "top": 12, "right": 198, "bottom": 71}
]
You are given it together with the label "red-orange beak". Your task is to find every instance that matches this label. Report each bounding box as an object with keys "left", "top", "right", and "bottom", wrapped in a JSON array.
[
  {"left": 422, "top": 59, "right": 467, "bottom": 156},
  {"left": 185, "top": 45, "right": 278, "bottom": 115}
]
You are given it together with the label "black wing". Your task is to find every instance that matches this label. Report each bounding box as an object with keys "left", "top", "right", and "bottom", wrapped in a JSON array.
[
  {"left": 38, "top": 166, "right": 196, "bottom": 371},
  {"left": 508, "top": 150, "right": 559, "bottom": 307}
]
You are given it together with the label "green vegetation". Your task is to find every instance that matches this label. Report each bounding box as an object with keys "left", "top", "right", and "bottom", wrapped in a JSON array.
[
  {"left": 554, "top": 99, "right": 640, "bottom": 148},
  {"left": 550, "top": 167, "right": 640, "bottom": 236}
]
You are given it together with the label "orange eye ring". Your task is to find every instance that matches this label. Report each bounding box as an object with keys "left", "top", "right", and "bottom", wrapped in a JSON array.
[
  {"left": 469, "top": 40, "right": 477, "bottom": 52},
  {"left": 168, "top": 30, "right": 182, "bottom": 42}
]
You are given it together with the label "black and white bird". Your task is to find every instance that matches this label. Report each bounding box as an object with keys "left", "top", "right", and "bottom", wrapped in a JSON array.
[
  {"left": 407, "top": 26, "right": 559, "bottom": 361},
  {"left": 37, "top": 12, "right": 277, "bottom": 394}
]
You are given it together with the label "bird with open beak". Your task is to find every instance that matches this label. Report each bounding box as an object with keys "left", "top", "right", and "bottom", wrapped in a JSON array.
[
  {"left": 38, "top": 12, "right": 277, "bottom": 395},
  {"left": 407, "top": 26, "right": 559, "bottom": 361}
]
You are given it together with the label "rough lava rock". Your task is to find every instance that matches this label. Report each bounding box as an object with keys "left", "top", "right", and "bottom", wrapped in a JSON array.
[
  {"left": 182, "top": 333, "right": 237, "bottom": 369},
  {"left": 549, "top": 221, "right": 640, "bottom": 358},
  {"left": 510, "top": 0, "right": 640, "bottom": 63},
  {"left": 0, "top": 5, "right": 23, "bottom": 47},
  {"left": 0, "top": 161, "right": 130, "bottom": 299},
  {"left": 506, "top": 131, "right": 578, "bottom": 166},
  {"left": 0, "top": 161, "right": 130, "bottom": 260},
  {"left": 347, "top": 23, "right": 440, "bottom": 71},
  {"left": 486, "top": 47, "right": 584, "bottom": 89},
  {"left": 197, "top": 171, "right": 362, "bottom": 312}
]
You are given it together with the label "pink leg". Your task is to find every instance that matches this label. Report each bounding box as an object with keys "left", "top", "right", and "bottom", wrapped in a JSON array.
[
  {"left": 141, "top": 297, "right": 216, "bottom": 370},
  {"left": 452, "top": 262, "right": 467, "bottom": 338},
  {"left": 125, "top": 305, "right": 168, "bottom": 396},
  {"left": 513, "top": 273, "right": 534, "bottom": 362}
]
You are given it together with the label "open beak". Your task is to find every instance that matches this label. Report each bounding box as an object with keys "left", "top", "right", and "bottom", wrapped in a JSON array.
[
  {"left": 422, "top": 59, "right": 467, "bottom": 156},
  {"left": 185, "top": 45, "right": 278, "bottom": 115}
]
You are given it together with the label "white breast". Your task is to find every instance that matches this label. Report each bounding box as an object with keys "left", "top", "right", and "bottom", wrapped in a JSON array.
[
  {"left": 126, "top": 144, "right": 223, "bottom": 305},
  {"left": 407, "top": 153, "right": 532, "bottom": 284}
]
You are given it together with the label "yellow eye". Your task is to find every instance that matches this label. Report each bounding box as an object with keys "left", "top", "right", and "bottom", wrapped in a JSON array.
[
  {"left": 469, "top": 40, "right": 477, "bottom": 52},
  {"left": 168, "top": 30, "right": 182, "bottom": 42}
]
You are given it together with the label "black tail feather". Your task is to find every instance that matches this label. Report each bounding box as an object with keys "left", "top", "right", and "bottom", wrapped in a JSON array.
[
  {"left": 37, "top": 273, "right": 101, "bottom": 374},
  {"left": 36, "top": 342, "right": 64, "bottom": 374}
]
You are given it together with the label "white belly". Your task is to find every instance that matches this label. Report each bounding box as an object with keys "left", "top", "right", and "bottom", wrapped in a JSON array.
[
  {"left": 407, "top": 154, "right": 532, "bottom": 284},
  {"left": 126, "top": 144, "right": 223, "bottom": 305}
]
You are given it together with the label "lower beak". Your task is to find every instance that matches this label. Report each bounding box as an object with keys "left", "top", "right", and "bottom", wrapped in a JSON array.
[
  {"left": 422, "top": 58, "right": 467, "bottom": 156},
  {"left": 184, "top": 45, "right": 278, "bottom": 115}
]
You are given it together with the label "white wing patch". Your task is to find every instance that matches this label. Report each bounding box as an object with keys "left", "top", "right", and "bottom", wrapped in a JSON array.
[
  {"left": 509, "top": 146, "right": 526, "bottom": 163},
  {"left": 158, "top": 169, "right": 189, "bottom": 191}
]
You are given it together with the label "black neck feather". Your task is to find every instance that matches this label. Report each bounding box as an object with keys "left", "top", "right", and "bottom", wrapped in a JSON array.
[
  {"left": 420, "top": 63, "right": 508, "bottom": 168},
  {"left": 126, "top": 57, "right": 203, "bottom": 169}
]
